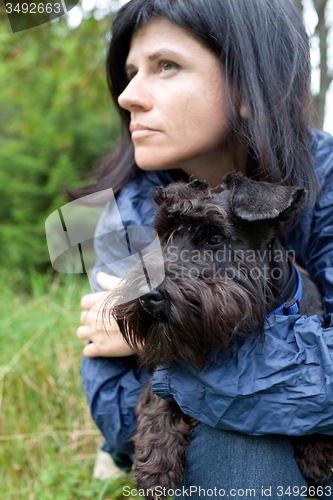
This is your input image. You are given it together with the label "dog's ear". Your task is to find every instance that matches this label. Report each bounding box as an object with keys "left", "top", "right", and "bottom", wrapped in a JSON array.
[
  {"left": 223, "top": 172, "right": 306, "bottom": 222},
  {"left": 153, "top": 179, "right": 209, "bottom": 207}
]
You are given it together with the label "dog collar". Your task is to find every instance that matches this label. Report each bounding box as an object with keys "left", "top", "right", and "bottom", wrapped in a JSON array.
[{"left": 266, "top": 258, "right": 302, "bottom": 318}]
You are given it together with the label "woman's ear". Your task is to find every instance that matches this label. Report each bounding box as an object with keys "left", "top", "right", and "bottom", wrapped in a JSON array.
[{"left": 239, "top": 100, "right": 249, "bottom": 119}]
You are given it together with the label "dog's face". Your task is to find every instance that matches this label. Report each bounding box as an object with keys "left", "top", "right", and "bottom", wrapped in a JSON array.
[{"left": 108, "top": 173, "right": 305, "bottom": 372}]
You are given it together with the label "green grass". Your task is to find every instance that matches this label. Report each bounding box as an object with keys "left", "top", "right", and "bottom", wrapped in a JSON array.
[
  {"left": 0, "top": 269, "right": 319, "bottom": 500},
  {"left": 0, "top": 270, "right": 135, "bottom": 499}
]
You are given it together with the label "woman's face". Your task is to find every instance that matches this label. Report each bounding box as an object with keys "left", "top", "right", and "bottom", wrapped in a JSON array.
[{"left": 118, "top": 17, "right": 244, "bottom": 183}]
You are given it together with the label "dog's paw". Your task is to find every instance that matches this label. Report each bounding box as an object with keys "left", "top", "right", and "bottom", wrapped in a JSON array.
[{"left": 291, "top": 435, "right": 333, "bottom": 483}]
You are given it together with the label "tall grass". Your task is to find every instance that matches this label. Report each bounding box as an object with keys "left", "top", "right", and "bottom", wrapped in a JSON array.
[
  {"left": 0, "top": 270, "right": 317, "bottom": 500},
  {"left": 0, "top": 270, "right": 134, "bottom": 499}
]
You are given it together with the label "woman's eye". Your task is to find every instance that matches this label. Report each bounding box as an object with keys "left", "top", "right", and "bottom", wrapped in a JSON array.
[
  {"left": 125, "top": 71, "right": 136, "bottom": 82},
  {"left": 205, "top": 235, "right": 224, "bottom": 245},
  {"left": 160, "top": 61, "right": 178, "bottom": 73}
]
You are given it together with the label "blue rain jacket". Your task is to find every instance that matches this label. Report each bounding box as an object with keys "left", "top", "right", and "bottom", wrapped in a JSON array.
[{"left": 81, "top": 128, "right": 333, "bottom": 461}]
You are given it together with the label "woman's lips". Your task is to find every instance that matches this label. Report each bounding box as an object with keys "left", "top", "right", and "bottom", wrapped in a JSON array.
[{"left": 130, "top": 124, "right": 160, "bottom": 140}]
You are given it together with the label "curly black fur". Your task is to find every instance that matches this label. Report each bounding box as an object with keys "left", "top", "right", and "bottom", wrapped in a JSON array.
[{"left": 132, "top": 383, "right": 198, "bottom": 496}]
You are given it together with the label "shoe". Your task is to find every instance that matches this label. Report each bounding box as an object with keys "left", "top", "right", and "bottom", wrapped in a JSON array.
[{"left": 93, "top": 444, "right": 129, "bottom": 481}]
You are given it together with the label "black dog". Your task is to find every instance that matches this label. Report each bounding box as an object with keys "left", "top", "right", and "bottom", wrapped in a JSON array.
[{"left": 107, "top": 172, "right": 332, "bottom": 495}]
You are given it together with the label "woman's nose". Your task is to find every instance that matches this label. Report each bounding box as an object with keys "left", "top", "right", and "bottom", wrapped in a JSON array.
[{"left": 118, "top": 74, "right": 152, "bottom": 112}]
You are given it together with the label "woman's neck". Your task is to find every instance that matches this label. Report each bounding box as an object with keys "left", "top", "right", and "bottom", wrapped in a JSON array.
[{"left": 179, "top": 139, "right": 249, "bottom": 188}]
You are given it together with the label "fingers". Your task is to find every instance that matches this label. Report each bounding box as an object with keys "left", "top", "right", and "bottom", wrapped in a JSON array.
[
  {"left": 77, "top": 273, "right": 128, "bottom": 359},
  {"left": 80, "top": 274, "right": 121, "bottom": 310},
  {"left": 80, "top": 291, "right": 114, "bottom": 328},
  {"left": 96, "top": 272, "right": 122, "bottom": 291},
  {"left": 77, "top": 325, "right": 89, "bottom": 341},
  {"left": 76, "top": 326, "right": 94, "bottom": 341},
  {"left": 82, "top": 342, "right": 99, "bottom": 358},
  {"left": 83, "top": 342, "right": 100, "bottom": 358},
  {"left": 79, "top": 308, "right": 117, "bottom": 330},
  {"left": 81, "top": 331, "right": 137, "bottom": 358},
  {"left": 80, "top": 290, "right": 107, "bottom": 310},
  {"left": 80, "top": 308, "right": 101, "bottom": 327}
]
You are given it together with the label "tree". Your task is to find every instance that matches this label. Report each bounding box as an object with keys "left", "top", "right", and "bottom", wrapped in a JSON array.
[
  {"left": 297, "top": 0, "right": 332, "bottom": 129},
  {"left": 311, "top": 0, "right": 332, "bottom": 129},
  {"left": 0, "top": 13, "right": 121, "bottom": 272}
]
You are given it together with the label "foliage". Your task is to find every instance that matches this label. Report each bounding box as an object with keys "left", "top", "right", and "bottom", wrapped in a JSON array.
[
  {"left": 0, "top": 12, "right": 121, "bottom": 272},
  {"left": 296, "top": 0, "right": 332, "bottom": 129},
  {"left": 0, "top": 270, "right": 135, "bottom": 499}
]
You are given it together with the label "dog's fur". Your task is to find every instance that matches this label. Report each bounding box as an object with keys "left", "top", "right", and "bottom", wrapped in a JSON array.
[{"left": 107, "top": 173, "right": 333, "bottom": 496}]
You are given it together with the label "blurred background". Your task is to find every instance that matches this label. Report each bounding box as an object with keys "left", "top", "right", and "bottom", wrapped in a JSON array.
[{"left": 0, "top": 0, "right": 332, "bottom": 498}]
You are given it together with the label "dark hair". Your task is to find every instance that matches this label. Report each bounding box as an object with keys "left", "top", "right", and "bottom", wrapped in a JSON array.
[{"left": 67, "top": 0, "right": 320, "bottom": 228}]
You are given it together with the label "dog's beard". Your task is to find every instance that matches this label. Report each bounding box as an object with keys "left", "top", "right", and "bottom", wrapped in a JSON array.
[{"left": 106, "top": 261, "right": 268, "bottom": 373}]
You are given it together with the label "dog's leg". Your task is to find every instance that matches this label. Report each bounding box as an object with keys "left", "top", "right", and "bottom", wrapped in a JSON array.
[
  {"left": 132, "top": 382, "right": 199, "bottom": 498},
  {"left": 291, "top": 435, "right": 333, "bottom": 483}
]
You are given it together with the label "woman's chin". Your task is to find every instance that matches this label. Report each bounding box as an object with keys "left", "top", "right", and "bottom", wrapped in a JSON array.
[{"left": 135, "top": 157, "right": 181, "bottom": 172}]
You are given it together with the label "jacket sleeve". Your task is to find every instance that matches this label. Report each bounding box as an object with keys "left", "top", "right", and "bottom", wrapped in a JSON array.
[
  {"left": 81, "top": 354, "right": 150, "bottom": 457},
  {"left": 302, "top": 170, "right": 333, "bottom": 318},
  {"left": 284, "top": 129, "right": 333, "bottom": 317}
]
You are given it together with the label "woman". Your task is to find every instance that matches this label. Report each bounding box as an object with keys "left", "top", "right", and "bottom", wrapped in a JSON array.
[{"left": 74, "top": 0, "right": 333, "bottom": 497}]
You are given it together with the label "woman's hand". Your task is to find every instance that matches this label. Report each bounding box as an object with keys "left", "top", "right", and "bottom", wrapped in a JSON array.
[{"left": 77, "top": 272, "right": 136, "bottom": 358}]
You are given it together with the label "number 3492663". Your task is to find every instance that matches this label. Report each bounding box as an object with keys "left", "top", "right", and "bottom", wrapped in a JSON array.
[
  {"left": 277, "top": 485, "right": 332, "bottom": 497},
  {"left": 5, "top": 3, "right": 61, "bottom": 14}
]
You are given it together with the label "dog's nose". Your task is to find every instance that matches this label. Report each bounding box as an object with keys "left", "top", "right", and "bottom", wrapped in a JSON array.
[
  {"left": 140, "top": 290, "right": 164, "bottom": 309},
  {"left": 139, "top": 290, "right": 167, "bottom": 320}
]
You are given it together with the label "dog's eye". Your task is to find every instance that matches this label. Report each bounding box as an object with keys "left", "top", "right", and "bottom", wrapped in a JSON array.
[{"left": 205, "top": 235, "right": 224, "bottom": 245}]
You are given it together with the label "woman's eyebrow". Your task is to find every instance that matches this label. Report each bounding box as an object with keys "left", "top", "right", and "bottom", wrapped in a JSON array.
[
  {"left": 148, "top": 49, "right": 185, "bottom": 61},
  {"left": 124, "top": 49, "right": 186, "bottom": 73}
]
